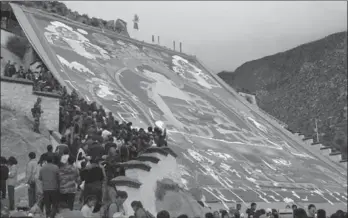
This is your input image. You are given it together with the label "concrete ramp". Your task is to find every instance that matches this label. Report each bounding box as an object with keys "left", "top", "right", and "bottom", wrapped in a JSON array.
[{"left": 10, "top": 3, "right": 347, "bottom": 215}]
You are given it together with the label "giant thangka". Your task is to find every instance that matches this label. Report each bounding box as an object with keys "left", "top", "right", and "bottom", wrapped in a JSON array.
[{"left": 13, "top": 4, "right": 347, "bottom": 206}]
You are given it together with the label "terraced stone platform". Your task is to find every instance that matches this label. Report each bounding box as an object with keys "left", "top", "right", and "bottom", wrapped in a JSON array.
[{"left": 10, "top": 3, "right": 347, "bottom": 211}]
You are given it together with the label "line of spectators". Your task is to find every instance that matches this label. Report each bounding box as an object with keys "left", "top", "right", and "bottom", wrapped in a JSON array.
[
  {"left": 200, "top": 203, "right": 347, "bottom": 218},
  {"left": 2, "top": 60, "right": 63, "bottom": 94}
]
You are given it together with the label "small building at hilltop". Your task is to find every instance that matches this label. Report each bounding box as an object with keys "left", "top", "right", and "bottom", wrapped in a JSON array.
[{"left": 105, "top": 19, "right": 130, "bottom": 38}]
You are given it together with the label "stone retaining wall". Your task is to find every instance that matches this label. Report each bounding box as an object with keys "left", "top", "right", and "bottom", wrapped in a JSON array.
[{"left": 1, "top": 79, "right": 59, "bottom": 132}]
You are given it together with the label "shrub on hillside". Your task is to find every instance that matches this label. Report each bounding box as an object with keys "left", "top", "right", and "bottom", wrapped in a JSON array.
[
  {"left": 245, "top": 95, "right": 254, "bottom": 104},
  {"left": 6, "top": 35, "right": 30, "bottom": 60}
]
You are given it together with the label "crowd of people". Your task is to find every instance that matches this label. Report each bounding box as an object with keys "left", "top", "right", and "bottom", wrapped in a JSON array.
[
  {"left": 1, "top": 85, "right": 169, "bottom": 218},
  {"left": 1, "top": 62, "right": 347, "bottom": 218},
  {"left": 2, "top": 60, "right": 62, "bottom": 94},
  {"left": 1, "top": 161, "right": 347, "bottom": 218},
  {"left": 205, "top": 203, "right": 347, "bottom": 218}
]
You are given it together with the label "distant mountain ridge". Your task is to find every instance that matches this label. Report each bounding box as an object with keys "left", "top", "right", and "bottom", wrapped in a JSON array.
[{"left": 218, "top": 31, "right": 347, "bottom": 158}]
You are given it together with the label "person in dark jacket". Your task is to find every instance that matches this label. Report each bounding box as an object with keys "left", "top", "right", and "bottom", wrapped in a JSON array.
[
  {"left": 0, "top": 156, "right": 9, "bottom": 199},
  {"left": 3, "top": 60, "right": 11, "bottom": 77},
  {"left": 234, "top": 203, "right": 242, "bottom": 218},
  {"left": 38, "top": 144, "right": 55, "bottom": 166},
  {"left": 81, "top": 158, "right": 104, "bottom": 213},
  {"left": 105, "top": 146, "right": 124, "bottom": 185},
  {"left": 104, "top": 136, "right": 116, "bottom": 155},
  {"left": 92, "top": 131, "right": 104, "bottom": 144},
  {"left": 246, "top": 203, "right": 257, "bottom": 218},
  {"left": 88, "top": 141, "right": 104, "bottom": 161},
  {"left": 119, "top": 143, "right": 130, "bottom": 163},
  {"left": 294, "top": 208, "right": 308, "bottom": 218},
  {"left": 317, "top": 209, "right": 326, "bottom": 218},
  {"left": 106, "top": 112, "right": 115, "bottom": 130},
  {"left": 7, "top": 156, "right": 18, "bottom": 210},
  {"left": 154, "top": 128, "right": 167, "bottom": 147},
  {"left": 39, "top": 154, "right": 59, "bottom": 218}
]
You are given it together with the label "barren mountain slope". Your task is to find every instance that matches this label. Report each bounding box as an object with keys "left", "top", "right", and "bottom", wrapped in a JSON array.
[{"left": 218, "top": 31, "right": 347, "bottom": 158}]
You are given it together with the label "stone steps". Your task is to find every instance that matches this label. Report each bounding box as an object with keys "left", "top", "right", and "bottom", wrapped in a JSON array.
[{"left": 290, "top": 132, "right": 346, "bottom": 169}]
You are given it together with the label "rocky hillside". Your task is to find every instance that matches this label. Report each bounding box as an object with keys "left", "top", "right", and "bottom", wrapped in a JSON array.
[{"left": 218, "top": 31, "right": 347, "bottom": 158}]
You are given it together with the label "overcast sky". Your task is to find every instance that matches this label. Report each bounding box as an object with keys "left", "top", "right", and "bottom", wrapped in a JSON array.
[{"left": 63, "top": 1, "right": 347, "bottom": 73}]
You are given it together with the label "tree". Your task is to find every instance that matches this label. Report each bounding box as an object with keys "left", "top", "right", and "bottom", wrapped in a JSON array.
[
  {"left": 81, "top": 14, "right": 91, "bottom": 25},
  {"left": 6, "top": 35, "right": 30, "bottom": 60},
  {"left": 90, "top": 17, "right": 100, "bottom": 27},
  {"left": 55, "top": 2, "right": 69, "bottom": 16}
]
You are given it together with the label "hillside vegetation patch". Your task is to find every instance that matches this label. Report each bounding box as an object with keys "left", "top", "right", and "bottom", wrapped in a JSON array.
[{"left": 6, "top": 35, "right": 30, "bottom": 60}]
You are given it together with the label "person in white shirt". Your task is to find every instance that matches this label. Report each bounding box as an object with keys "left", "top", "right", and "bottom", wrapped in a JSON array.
[
  {"left": 76, "top": 144, "right": 90, "bottom": 170},
  {"left": 101, "top": 129, "right": 112, "bottom": 141},
  {"left": 81, "top": 195, "right": 97, "bottom": 218},
  {"left": 107, "top": 190, "right": 128, "bottom": 218}
]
